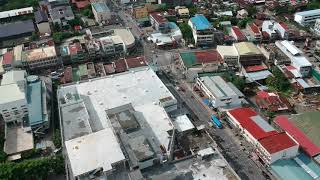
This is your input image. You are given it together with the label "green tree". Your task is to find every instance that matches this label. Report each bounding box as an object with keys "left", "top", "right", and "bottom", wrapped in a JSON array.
[
  {"left": 0, "top": 155, "right": 65, "bottom": 179},
  {"left": 247, "top": 6, "right": 257, "bottom": 16},
  {"left": 179, "top": 23, "right": 193, "bottom": 42},
  {"left": 237, "top": 17, "right": 252, "bottom": 28},
  {"left": 266, "top": 67, "right": 291, "bottom": 92},
  {"left": 53, "top": 129, "right": 62, "bottom": 149},
  {"left": 53, "top": 32, "right": 63, "bottom": 43},
  {"left": 53, "top": 22, "right": 61, "bottom": 32},
  {"left": 189, "top": 6, "right": 197, "bottom": 15}
]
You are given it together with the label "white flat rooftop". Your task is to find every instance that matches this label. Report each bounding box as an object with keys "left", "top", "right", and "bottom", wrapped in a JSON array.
[
  {"left": 65, "top": 129, "right": 125, "bottom": 177},
  {"left": 0, "top": 83, "right": 25, "bottom": 105},
  {"left": 174, "top": 115, "right": 195, "bottom": 132},
  {"left": 59, "top": 68, "right": 176, "bottom": 176},
  {"left": 4, "top": 126, "right": 34, "bottom": 155}
]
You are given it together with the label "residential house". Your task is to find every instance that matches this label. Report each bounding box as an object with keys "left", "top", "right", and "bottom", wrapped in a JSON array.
[
  {"left": 247, "top": 23, "right": 262, "bottom": 41},
  {"left": 231, "top": 26, "right": 247, "bottom": 42},
  {"left": 34, "top": 9, "right": 51, "bottom": 35},
  {"left": 49, "top": 5, "right": 75, "bottom": 26},
  {"left": 237, "top": 9, "right": 248, "bottom": 19},
  {"left": 255, "top": 91, "right": 290, "bottom": 112}
]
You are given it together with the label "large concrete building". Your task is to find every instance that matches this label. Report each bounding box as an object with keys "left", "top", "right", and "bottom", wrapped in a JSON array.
[
  {"left": 0, "top": 71, "right": 49, "bottom": 159},
  {"left": 58, "top": 68, "right": 178, "bottom": 179},
  {"left": 275, "top": 40, "right": 312, "bottom": 77},
  {"left": 196, "top": 76, "right": 245, "bottom": 109},
  {"left": 216, "top": 45, "right": 239, "bottom": 67},
  {"left": 294, "top": 9, "right": 320, "bottom": 26},
  {"left": 188, "top": 15, "right": 214, "bottom": 46}
]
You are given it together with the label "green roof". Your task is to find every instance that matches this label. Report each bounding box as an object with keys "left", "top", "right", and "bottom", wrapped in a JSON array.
[
  {"left": 180, "top": 52, "right": 196, "bottom": 68},
  {"left": 290, "top": 112, "right": 320, "bottom": 147},
  {"left": 72, "top": 67, "right": 80, "bottom": 81}
]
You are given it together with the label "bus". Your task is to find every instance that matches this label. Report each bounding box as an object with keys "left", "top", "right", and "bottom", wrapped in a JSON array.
[{"left": 211, "top": 114, "right": 222, "bottom": 129}]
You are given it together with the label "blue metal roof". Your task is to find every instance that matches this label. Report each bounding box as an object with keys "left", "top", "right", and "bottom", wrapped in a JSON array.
[
  {"left": 270, "top": 152, "right": 320, "bottom": 180},
  {"left": 27, "top": 80, "right": 43, "bottom": 127},
  {"left": 92, "top": 2, "right": 109, "bottom": 13},
  {"left": 190, "top": 15, "right": 212, "bottom": 30},
  {"left": 295, "top": 9, "right": 320, "bottom": 17}
]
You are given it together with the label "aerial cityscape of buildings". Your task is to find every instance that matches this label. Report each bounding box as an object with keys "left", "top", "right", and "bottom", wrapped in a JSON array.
[{"left": 1, "top": 0, "right": 320, "bottom": 179}]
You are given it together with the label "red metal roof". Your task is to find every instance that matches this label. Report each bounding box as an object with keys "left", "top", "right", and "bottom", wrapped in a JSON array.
[
  {"left": 227, "top": 108, "right": 278, "bottom": 140},
  {"left": 104, "top": 64, "right": 115, "bottom": 74},
  {"left": 150, "top": 12, "right": 167, "bottom": 24},
  {"left": 255, "top": 91, "right": 289, "bottom": 112},
  {"left": 286, "top": 65, "right": 296, "bottom": 70},
  {"left": 125, "top": 56, "right": 147, "bottom": 69},
  {"left": 245, "top": 64, "right": 267, "bottom": 72},
  {"left": 274, "top": 116, "right": 320, "bottom": 157},
  {"left": 195, "top": 50, "right": 222, "bottom": 64},
  {"left": 114, "top": 59, "right": 127, "bottom": 73},
  {"left": 2, "top": 51, "right": 13, "bottom": 65},
  {"left": 249, "top": 23, "right": 261, "bottom": 34},
  {"left": 259, "top": 132, "right": 297, "bottom": 154},
  {"left": 72, "top": 0, "right": 89, "bottom": 9},
  {"left": 279, "top": 22, "right": 289, "bottom": 31},
  {"left": 231, "top": 26, "right": 247, "bottom": 41}
]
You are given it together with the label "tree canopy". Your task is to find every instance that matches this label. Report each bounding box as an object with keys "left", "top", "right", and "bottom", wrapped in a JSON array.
[
  {"left": 0, "top": 155, "right": 65, "bottom": 180},
  {"left": 179, "top": 23, "right": 193, "bottom": 41},
  {"left": 266, "top": 67, "right": 291, "bottom": 92}
]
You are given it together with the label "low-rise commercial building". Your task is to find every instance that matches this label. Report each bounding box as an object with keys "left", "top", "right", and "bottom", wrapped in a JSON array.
[
  {"left": 275, "top": 114, "right": 320, "bottom": 157},
  {"left": 262, "top": 21, "right": 278, "bottom": 39},
  {"left": 227, "top": 107, "right": 299, "bottom": 165},
  {"left": 196, "top": 76, "right": 244, "bottom": 109},
  {"left": 179, "top": 50, "right": 223, "bottom": 81},
  {"left": 0, "top": 20, "right": 35, "bottom": 48},
  {"left": 0, "top": 7, "right": 33, "bottom": 20},
  {"left": 149, "top": 12, "right": 169, "bottom": 32},
  {"left": 275, "top": 40, "right": 312, "bottom": 77},
  {"left": 294, "top": 9, "right": 320, "bottom": 26},
  {"left": 58, "top": 68, "right": 177, "bottom": 179},
  {"left": 133, "top": 6, "right": 148, "bottom": 19},
  {"left": 188, "top": 15, "right": 214, "bottom": 46},
  {"left": 217, "top": 45, "right": 239, "bottom": 67},
  {"left": 22, "top": 46, "right": 60, "bottom": 70},
  {"left": 92, "top": 2, "right": 111, "bottom": 24},
  {"left": 314, "top": 19, "right": 320, "bottom": 36}
]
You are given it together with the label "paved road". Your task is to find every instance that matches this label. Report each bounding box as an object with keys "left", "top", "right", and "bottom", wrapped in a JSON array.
[{"left": 158, "top": 73, "right": 270, "bottom": 180}]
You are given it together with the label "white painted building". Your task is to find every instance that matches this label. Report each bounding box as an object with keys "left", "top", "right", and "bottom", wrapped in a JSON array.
[
  {"left": 188, "top": 15, "right": 214, "bottom": 46},
  {"left": 196, "top": 76, "right": 244, "bottom": 109},
  {"left": 294, "top": 9, "right": 320, "bottom": 26},
  {"left": 0, "top": 70, "right": 27, "bottom": 123},
  {"left": 275, "top": 40, "right": 312, "bottom": 77},
  {"left": 314, "top": 19, "right": 320, "bottom": 36},
  {"left": 58, "top": 68, "right": 178, "bottom": 179},
  {"left": 262, "top": 21, "right": 278, "bottom": 39}
]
